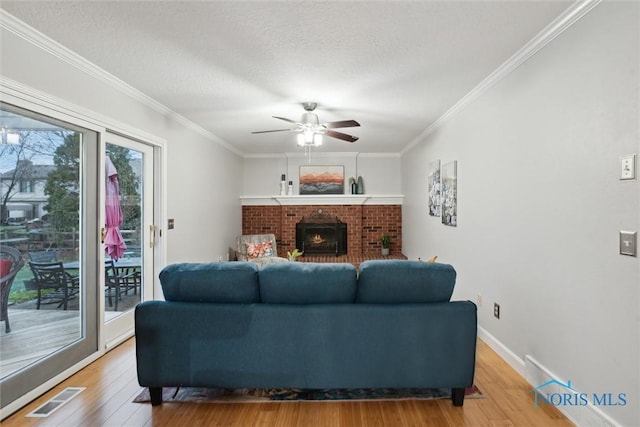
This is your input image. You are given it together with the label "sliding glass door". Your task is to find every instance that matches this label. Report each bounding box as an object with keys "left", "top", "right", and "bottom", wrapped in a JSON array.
[
  {"left": 102, "top": 133, "right": 154, "bottom": 347},
  {"left": 0, "top": 103, "right": 99, "bottom": 409}
]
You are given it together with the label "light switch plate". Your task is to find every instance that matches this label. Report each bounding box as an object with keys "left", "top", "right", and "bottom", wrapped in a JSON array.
[
  {"left": 620, "top": 154, "right": 636, "bottom": 180},
  {"left": 620, "top": 231, "right": 637, "bottom": 256}
]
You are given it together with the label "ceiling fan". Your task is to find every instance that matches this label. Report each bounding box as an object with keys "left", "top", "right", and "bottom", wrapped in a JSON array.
[{"left": 252, "top": 102, "right": 360, "bottom": 146}]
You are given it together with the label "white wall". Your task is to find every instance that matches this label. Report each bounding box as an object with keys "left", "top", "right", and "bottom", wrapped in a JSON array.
[
  {"left": 243, "top": 152, "right": 401, "bottom": 196},
  {"left": 0, "top": 19, "right": 244, "bottom": 265},
  {"left": 401, "top": 3, "right": 639, "bottom": 426}
]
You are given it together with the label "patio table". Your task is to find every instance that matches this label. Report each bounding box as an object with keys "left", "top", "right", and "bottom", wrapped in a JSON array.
[{"left": 62, "top": 258, "right": 141, "bottom": 270}]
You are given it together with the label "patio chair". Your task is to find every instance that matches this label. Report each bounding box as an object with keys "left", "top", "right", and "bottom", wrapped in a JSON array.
[
  {"left": 28, "top": 250, "right": 58, "bottom": 263},
  {"left": 236, "top": 234, "right": 288, "bottom": 267},
  {"left": 105, "top": 259, "right": 123, "bottom": 311},
  {"left": 105, "top": 259, "right": 140, "bottom": 310},
  {"left": 27, "top": 250, "right": 78, "bottom": 286},
  {"left": 119, "top": 265, "right": 141, "bottom": 296},
  {"left": 1, "top": 246, "right": 26, "bottom": 333},
  {"left": 28, "top": 261, "right": 79, "bottom": 310}
]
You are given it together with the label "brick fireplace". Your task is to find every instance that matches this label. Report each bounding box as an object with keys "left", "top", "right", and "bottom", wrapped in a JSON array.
[{"left": 242, "top": 204, "right": 402, "bottom": 257}]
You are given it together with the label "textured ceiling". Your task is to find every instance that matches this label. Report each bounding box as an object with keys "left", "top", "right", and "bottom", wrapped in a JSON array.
[{"left": 1, "top": 1, "right": 572, "bottom": 155}]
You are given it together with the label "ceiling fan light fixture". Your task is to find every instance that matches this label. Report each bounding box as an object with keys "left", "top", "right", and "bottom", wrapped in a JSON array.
[
  {"left": 297, "top": 130, "right": 322, "bottom": 148},
  {"left": 301, "top": 112, "right": 319, "bottom": 126},
  {"left": 252, "top": 102, "right": 360, "bottom": 155}
]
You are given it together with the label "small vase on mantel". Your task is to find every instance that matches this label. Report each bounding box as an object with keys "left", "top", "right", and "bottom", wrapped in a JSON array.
[
  {"left": 357, "top": 176, "right": 364, "bottom": 194},
  {"left": 348, "top": 177, "right": 357, "bottom": 194}
]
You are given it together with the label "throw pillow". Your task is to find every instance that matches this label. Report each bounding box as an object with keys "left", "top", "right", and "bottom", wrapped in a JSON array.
[{"left": 245, "top": 240, "right": 274, "bottom": 259}]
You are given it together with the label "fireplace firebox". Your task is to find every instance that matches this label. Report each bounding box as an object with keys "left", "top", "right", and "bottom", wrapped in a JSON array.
[{"left": 296, "top": 210, "right": 347, "bottom": 256}]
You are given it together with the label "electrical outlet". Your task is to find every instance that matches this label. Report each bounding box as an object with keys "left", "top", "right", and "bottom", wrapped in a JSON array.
[
  {"left": 477, "top": 294, "right": 483, "bottom": 307},
  {"left": 493, "top": 303, "right": 500, "bottom": 319}
]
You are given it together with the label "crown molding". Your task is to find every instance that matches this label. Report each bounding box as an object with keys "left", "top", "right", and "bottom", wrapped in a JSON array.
[
  {"left": 0, "top": 9, "right": 243, "bottom": 157},
  {"left": 1, "top": 76, "right": 167, "bottom": 146},
  {"left": 401, "top": 0, "right": 602, "bottom": 155}
]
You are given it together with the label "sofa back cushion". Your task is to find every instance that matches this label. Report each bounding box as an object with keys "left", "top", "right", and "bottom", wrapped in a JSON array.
[
  {"left": 356, "top": 260, "right": 456, "bottom": 303},
  {"left": 160, "top": 262, "right": 260, "bottom": 303},
  {"left": 259, "top": 262, "right": 357, "bottom": 304}
]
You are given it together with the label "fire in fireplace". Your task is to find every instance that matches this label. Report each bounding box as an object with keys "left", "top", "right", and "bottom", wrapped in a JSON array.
[{"left": 296, "top": 210, "right": 347, "bottom": 256}]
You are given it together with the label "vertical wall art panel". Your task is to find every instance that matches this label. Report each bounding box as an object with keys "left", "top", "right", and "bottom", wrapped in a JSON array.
[
  {"left": 427, "top": 160, "right": 441, "bottom": 217},
  {"left": 441, "top": 160, "right": 457, "bottom": 227}
]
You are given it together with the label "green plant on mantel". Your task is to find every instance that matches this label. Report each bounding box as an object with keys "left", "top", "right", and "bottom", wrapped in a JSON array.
[{"left": 380, "top": 235, "right": 391, "bottom": 249}]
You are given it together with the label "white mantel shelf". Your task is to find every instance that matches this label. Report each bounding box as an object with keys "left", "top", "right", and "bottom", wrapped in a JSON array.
[{"left": 240, "top": 195, "right": 404, "bottom": 206}]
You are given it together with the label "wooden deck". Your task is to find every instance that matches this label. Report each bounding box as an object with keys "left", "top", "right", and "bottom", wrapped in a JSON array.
[
  {"left": 0, "top": 293, "right": 139, "bottom": 380},
  {"left": 0, "top": 309, "right": 80, "bottom": 376}
]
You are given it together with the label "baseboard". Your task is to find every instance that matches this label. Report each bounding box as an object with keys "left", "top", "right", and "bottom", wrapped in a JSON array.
[
  {"left": 478, "top": 327, "right": 620, "bottom": 427},
  {"left": 524, "top": 355, "right": 620, "bottom": 427},
  {"left": 477, "top": 326, "right": 525, "bottom": 376}
]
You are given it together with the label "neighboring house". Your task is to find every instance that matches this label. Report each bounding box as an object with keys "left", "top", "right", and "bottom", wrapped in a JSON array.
[{"left": 0, "top": 160, "right": 55, "bottom": 223}]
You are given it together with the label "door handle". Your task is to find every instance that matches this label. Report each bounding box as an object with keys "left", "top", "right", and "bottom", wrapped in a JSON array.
[{"left": 149, "top": 225, "right": 157, "bottom": 248}]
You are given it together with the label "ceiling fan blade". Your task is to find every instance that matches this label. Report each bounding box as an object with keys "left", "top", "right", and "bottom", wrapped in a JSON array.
[
  {"left": 272, "top": 116, "right": 299, "bottom": 124},
  {"left": 251, "top": 128, "right": 295, "bottom": 134},
  {"left": 325, "top": 130, "right": 359, "bottom": 143},
  {"left": 324, "top": 120, "right": 360, "bottom": 129}
]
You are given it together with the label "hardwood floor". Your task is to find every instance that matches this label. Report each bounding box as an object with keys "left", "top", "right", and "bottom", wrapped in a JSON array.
[{"left": 2, "top": 338, "right": 574, "bottom": 426}]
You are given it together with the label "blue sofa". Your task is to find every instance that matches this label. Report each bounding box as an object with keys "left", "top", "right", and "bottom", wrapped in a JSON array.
[{"left": 135, "top": 260, "right": 477, "bottom": 406}]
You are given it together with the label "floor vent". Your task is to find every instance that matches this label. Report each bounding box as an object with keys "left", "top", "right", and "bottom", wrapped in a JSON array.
[{"left": 26, "top": 387, "right": 85, "bottom": 418}]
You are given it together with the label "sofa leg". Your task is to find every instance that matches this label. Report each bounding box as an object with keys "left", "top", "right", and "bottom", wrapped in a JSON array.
[
  {"left": 149, "top": 387, "right": 163, "bottom": 406},
  {"left": 451, "top": 387, "right": 465, "bottom": 406}
]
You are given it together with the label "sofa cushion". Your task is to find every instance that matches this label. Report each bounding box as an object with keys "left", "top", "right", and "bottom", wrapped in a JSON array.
[
  {"left": 356, "top": 260, "right": 456, "bottom": 303},
  {"left": 259, "top": 262, "right": 357, "bottom": 304},
  {"left": 159, "top": 262, "right": 260, "bottom": 303}
]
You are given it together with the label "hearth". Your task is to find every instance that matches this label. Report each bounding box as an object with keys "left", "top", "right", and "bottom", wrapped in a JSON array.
[{"left": 296, "top": 210, "right": 347, "bottom": 256}]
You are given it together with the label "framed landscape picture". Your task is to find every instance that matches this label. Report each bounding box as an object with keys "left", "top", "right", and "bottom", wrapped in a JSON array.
[{"left": 299, "top": 165, "right": 344, "bottom": 195}]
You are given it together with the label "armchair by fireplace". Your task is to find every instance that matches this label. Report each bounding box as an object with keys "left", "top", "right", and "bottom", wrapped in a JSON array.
[{"left": 236, "top": 234, "right": 288, "bottom": 267}]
